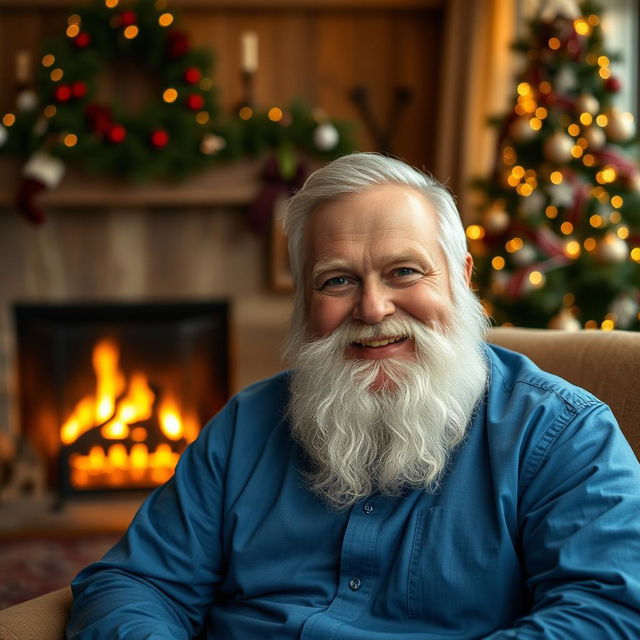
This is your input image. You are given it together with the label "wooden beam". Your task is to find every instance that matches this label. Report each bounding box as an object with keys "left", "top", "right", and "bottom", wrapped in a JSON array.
[{"left": 0, "top": 0, "right": 443, "bottom": 9}]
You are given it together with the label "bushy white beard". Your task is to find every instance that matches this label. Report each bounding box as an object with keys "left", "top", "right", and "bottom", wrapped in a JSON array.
[{"left": 285, "top": 289, "right": 489, "bottom": 510}]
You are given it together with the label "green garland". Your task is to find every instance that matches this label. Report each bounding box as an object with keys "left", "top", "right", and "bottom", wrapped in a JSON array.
[{"left": 1, "top": 0, "right": 354, "bottom": 182}]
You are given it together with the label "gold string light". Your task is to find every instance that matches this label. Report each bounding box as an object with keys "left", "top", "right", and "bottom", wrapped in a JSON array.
[
  {"left": 601, "top": 317, "right": 615, "bottom": 331},
  {"left": 163, "top": 88, "right": 178, "bottom": 103},
  {"left": 610, "top": 210, "right": 622, "bottom": 224},
  {"left": 268, "top": 107, "right": 283, "bottom": 122},
  {"left": 491, "top": 256, "right": 506, "bottom": 270},
  {"left": 611, "top": 195, "right": 623, "bottom": 208},
  {"left": 529, "top": 271, "right": 544, "bottom": 287},
  {"left": 466, "top": 225, "right": 485, "bottom": 240},
  {"left": 564, "top": 240, "right": 581, "bottom": 258},
  {"left": 573, "top": 18, "right": 591, "bottom": 35},
  {"left": 195, "top": 111, "right": 209, "bottom": 125},
  {"left": 589, "top": 214, "right": 603, "bottom": 228},
  {"left": 505, "top": 237, "right": 524, "bottom": 253},
  {"left": 239, "top": 106, "right": 253, "bottom": 120},
  {"left": 579, "top": 112, "right": 593, "bottom": 126}
]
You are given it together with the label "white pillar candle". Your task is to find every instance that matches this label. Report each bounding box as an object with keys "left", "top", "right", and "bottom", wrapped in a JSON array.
[{"left": 241, "top": 31, "right": 258, "bottom": 73}]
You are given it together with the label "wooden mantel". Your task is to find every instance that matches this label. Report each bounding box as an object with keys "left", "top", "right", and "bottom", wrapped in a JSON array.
[{"left": 0, "top": 157, "right": 268, "bottom": 209}]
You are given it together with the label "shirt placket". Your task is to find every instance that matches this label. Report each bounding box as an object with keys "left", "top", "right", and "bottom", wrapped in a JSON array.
[{"left": 300, "top": 496, "right": 387, "bottom": 639}]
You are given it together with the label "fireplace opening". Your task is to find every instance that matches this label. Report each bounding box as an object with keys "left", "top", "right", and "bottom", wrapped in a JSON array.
[{"left": 14, "top": 301, "right": 230, "bottom": 501}]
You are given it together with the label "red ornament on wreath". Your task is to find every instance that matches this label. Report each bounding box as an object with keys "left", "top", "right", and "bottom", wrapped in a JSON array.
[
  {"left": 71, "top": 81, "right": 88, "bottom": 99},
  {"left": 120, "top": 10, "right": 137, "bottom": 27},
  {"left": 74, "top": 32, "right": 91, "bottom": 48},
  {"left": 55, "top": 85, "right": 72, "bottom": 102},
  {"left": 85, "top": 103, "right": 113, "bottom": 135},
  {"left": 108, "top": 124, "right": 127, "bottom": 144},
  {"left": 186, "top": 94, "right": 204, "bottom": 111},
  {"left": 167, "top": 30, "right": 189, "bottom": 59},
  {"left": 184, "top": 67, "right": 201, "bottom": 85},
  {"left": 150, "top": 129, "right": 169, "bottom": 148}
]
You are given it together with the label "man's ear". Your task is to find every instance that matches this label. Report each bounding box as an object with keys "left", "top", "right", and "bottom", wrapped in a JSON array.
[{"left": 463, "top": 253, "right": 474, "bottom": 287}]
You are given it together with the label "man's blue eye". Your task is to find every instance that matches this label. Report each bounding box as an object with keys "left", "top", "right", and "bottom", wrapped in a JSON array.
[
  {"left": 324, "top": 276, "right": 349, "bottom": 288},
  {"left": 395, "top": 267, "right": 416, "bottom": 276}
]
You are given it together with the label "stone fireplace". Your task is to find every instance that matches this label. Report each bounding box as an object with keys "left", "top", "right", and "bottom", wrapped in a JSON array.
[{"left": 0, "top": 160, "right": 292, "bottom": 519}]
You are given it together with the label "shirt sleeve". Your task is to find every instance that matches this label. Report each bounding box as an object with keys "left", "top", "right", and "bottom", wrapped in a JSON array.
[
  {"left": 482, "top": 401, "right": 640, "bottom": 639},
  {"left": 66, "top": 401, "right": 234, "bottom": 639}
]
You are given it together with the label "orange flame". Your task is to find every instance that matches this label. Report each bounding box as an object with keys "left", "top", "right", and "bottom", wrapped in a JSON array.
[{"left": 61, "top": 338, "right": 198, "bottom": 489}]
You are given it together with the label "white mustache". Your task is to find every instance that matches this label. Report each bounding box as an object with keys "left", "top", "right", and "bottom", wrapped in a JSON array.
[{"left": 333, "top": 317, "right": 421, "bottom": 347}]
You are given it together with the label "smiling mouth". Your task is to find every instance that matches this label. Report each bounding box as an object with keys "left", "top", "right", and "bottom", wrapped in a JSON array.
[{"left": 352, "top": 336, "right": 408, "bottom": 348}]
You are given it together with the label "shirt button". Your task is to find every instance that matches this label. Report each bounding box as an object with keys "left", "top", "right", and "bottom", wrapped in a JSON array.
[
  {"left": 363, "top": 502, "right": 374, "bottom": 514},
  {"left": 349, "top": 577, "right": 362, "bottom": 591}
]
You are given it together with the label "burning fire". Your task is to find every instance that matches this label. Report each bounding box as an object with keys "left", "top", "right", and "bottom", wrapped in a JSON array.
[{"left": 61, "top": 338, "right": 199, "bottom": 489}]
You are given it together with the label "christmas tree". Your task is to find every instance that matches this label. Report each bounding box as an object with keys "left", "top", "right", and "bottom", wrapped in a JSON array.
[{"left": 469, "top": 0, "right": 640, "bottom": 331}]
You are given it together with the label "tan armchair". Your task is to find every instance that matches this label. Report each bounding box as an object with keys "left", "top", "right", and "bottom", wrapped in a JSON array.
[{"left": 1, "top": 327, "right": 639, "bottom": 640}]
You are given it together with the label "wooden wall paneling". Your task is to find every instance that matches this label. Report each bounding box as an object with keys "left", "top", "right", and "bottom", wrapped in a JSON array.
[
  {"left": 276, "top": 12, "right": 315, "bottom": 106},
  {"left": 179, "top": 208, "right": 228, "bottom": 298},
  {"left": 217, "top": 210, "right": 264, "bottom": 295},
  {"left": 22, "top": 219, "right": 69, "bottom": 299},
  {"left": 54, "top": 209, "right": 114, "bottom": 298},
  {"left": 0, "top": 213, "right": 29, "bottom": 433},
  {"left": 356, "top": 11, "right": 397, "bottom": 149},
  {"left": 0, "top": 212, "right": 29, "bottom": 301},
  {"left": 314, "top": 13, "right": 361, "bottom": 143},
  {"left": 105, "top": 208, "right": 149, "bottom": 299},
  {"left": 139, "top": 207, "right": 262, "bottom": 299},
  {"left": 393, "top": 9, "right": 444, "bottom": 169},
  {"left": 144, "top": 208, "right": 199, "bottom": 298}
]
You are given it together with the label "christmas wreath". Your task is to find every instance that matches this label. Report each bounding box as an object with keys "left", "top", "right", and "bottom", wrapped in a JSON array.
[{"left": 0, "top": 0, "right": 355, "bottom": 221}]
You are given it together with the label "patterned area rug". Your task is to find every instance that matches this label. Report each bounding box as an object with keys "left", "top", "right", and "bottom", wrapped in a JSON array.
[{"left": 0, "top": 534, "right": 121, "bottom": 609}]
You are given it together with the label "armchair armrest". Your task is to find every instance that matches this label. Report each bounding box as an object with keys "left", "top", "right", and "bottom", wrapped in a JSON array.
[{"left": 0, "top": 587, "right": 71, "bottom": 640}]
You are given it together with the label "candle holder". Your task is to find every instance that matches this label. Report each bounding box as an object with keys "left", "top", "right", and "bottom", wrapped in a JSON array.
[{"left": 238, "top": 69, "right": 256, "bottom": 112}]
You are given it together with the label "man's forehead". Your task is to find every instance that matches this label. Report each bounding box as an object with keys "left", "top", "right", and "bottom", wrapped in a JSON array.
[{"left": 307, "top": 186, "right": 437, "bottom": 237}]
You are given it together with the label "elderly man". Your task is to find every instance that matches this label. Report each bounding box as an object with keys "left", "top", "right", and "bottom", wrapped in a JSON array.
[{"left": 67, "top": 153, "right": 640, "bottom": 638}]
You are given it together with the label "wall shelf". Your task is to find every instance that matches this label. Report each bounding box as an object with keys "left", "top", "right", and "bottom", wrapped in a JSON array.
[{"left": 0, "top": 157, "right": 265, "bottom": 209}]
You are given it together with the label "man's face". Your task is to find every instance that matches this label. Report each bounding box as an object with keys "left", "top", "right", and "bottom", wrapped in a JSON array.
[{"left": 304, "top": 184, "right": 472, "bottom": 362}]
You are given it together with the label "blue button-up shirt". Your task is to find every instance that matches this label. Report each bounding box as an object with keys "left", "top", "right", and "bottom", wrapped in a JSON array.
[{"left": 67, "top": 345, "right": 640, "bottom": 639}]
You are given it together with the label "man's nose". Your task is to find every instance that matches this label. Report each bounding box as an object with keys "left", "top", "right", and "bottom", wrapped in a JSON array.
[{"left": 353, "top": 281, "right": 395, "bottom": 325}]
